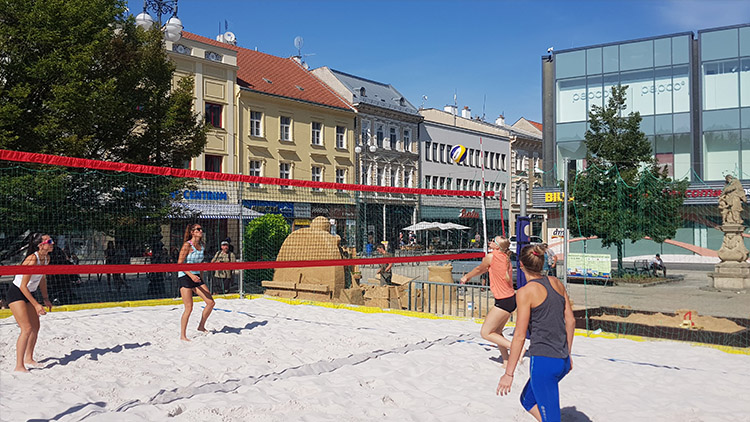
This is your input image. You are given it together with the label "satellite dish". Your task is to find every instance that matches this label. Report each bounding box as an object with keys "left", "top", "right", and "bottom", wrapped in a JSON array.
[
  {"left": 294, "top": 36, "right": 304, "bottom": 51},
  {"left": 224, "top": 31, "right": 236, "bottom": 43}
]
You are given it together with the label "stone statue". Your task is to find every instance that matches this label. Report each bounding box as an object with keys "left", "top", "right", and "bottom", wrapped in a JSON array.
[
  {"left": 719, "top": 175, "right": 746, "bottom": 225},
  {"left": 718, "top": 232, "right": 750, "bottom": 262}
]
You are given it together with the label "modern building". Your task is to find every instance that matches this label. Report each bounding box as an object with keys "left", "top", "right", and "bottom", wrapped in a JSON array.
[
  {"left": 538, "top": 23, "right": 750, "bottom": 257},
  {"left": 180, "top": 33, "right": 358, "bottom": 245},
  {"left": 418, "top": 107, "right": 511, "bottom": 245},
  {"left": 312, "top": 67, "right": 422, "bottom": 250}
]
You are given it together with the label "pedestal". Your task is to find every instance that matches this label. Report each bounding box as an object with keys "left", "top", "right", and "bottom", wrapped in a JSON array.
[{"left": 708, "top": 261, "right": 750, "bottom": 290}]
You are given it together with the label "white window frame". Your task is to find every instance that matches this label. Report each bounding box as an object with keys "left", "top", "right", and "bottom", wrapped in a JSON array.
[
  {"left": 390, "top": 167, "right": 398, "bottom": 187},
  {"left": 425, "top": 141, "right": 432, "bottom": 161},
  {"left": 360, "top": 120, "right": 370, "bottom": 146},
  {"left": 403, "top": 129, "right": 411, "bottom": 152},
  {"left": 250, "top": 111, "right": 263, "bottom": 137},
  {"left": 335, "top": 168, "right": 346, "bottom": 184},
  {"left": 336, "top": 125, "right": 346, "bottom": 149},
  {"left": 311, "top": 122, "right": 323, "bottom": 146},
  {"left": 311, "top": 165, "right": 323, "bottom": 191},
  {"left": 389, "top": 127, "right": 397, "bottom": 150},
  {"left": 279, "top": 162, "right": 292, "bottom": 189},
  {"left": 280, "top": 116, "right": 291, "bottom": 142},
  {"left": 249, "top": 159, "right": 263, "bottom": 187}
]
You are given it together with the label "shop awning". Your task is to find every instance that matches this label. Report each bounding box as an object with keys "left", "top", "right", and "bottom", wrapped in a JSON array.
[{"left": 173, "top": 203, "right": 264, "bottom": 219}]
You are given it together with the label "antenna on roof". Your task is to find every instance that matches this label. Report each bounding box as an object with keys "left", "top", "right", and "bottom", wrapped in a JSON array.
[
  {"left": 292, "top": 36, "right": 316, "bottom": 68},
  {"left": 482, "top": 94, "right": 486, "bottom": 121}
]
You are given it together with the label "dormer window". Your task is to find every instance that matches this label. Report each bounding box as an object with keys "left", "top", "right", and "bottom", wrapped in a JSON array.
[
  {"left": 263, "top": 78, "right": 272, "bottom": 84},
  {"left": 359, "top": 87, "right": 366, "bottom": 97},
  {"left": 399, "top": 97, "right": 405, "bottom": 107}
]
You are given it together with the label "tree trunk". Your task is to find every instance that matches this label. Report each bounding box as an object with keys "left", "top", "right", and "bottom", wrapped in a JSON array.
[{"left": 616, "top": 241, "right": 624, "bottom": 275}]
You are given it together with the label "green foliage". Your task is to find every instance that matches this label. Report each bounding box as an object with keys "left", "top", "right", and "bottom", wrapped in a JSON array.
[
  {"left": 243, "top": 214, "right": 291, "bottom": 288},
  {"left": 570, "top": 85, "right": 688, "bottom": 272},
  {"left": 0, "top": 0, "right": 207, "bottom": 254}
]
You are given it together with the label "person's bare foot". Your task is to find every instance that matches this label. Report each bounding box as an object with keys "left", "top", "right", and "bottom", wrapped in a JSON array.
[
  {"left": 197, "top": 326, "right": 207, "bottom": 332},
  {"left": 180, "top": 336, "right": 191, "bottom": 342},
  {"left": 14, "top": 366, "right": 29, "bottom": 373},
  {"left": 24, "top": 359, "right": 40, "bottom": 367}
]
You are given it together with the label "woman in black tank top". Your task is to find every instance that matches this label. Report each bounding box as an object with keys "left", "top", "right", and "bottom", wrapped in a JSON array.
[{"left": 496, "top": 244, "right": 576, "bottom": 422}]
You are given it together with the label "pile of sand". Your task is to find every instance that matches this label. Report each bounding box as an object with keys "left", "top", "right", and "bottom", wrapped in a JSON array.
[{"left": 593, "top": 311, "right": 745, "bottom": 333}]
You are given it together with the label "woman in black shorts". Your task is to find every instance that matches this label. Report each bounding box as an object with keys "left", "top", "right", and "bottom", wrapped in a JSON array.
[{"left": 7, "top": 233, "right": 54, "bottom": 372}]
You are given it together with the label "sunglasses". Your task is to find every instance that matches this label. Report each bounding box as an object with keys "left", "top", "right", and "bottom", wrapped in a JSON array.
[
  {"left": 194, "top": 227, "right": 203, "bottom": 232},
  {"left": 41, "top": 238, "right": 54, "bottom": 245}
]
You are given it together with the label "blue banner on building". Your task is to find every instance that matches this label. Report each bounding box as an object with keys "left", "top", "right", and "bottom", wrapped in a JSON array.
[{"left": 242, "top": 200, "right": 294, "bottom": 218}]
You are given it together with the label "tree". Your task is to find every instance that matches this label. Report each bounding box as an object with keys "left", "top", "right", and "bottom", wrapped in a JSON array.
[
  {"left": 0, "top": 0, "right": 207, "bottom": 256},
  {"left": 243, "top": 214, "right": 291, "bottom": 290},
  {"left": 570, "top": 85, "right": 688, "bottom": 274}
]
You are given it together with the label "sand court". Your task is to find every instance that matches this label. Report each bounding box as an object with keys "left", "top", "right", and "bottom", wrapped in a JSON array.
[{"left": 1, "top": 298, "right": 749, "bottom": 421}]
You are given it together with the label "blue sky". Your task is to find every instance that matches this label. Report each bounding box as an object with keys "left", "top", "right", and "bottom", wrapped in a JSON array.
[{"left": 127, "top": 0, "right": 750, "bottom": 125}]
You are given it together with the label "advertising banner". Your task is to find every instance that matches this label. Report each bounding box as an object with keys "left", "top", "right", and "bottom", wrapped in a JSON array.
[{"left": 567, "top": 253, "right": 612, "bottom": 279}]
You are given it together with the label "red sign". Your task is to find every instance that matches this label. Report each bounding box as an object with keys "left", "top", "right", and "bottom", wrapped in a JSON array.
[{"left": 459, "top": 208, "right": 480, "bottom": 219}]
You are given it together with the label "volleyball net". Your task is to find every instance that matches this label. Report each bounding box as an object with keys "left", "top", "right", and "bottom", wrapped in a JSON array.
[{"left": 0, "top": 149, "right": 501, "bottom": 311}]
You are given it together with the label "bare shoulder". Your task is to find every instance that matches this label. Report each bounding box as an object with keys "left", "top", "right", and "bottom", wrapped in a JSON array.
[
  {"left": 22, "top": 254, "right": 38, "bottom": 266},
  {"left": 547, "top": 276, "right": 567, "bottom": 297}
]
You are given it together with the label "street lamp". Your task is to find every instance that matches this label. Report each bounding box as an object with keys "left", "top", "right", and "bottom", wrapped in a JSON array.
[{"left": 135, "top": 0, "right": 183, "bottom": 42}]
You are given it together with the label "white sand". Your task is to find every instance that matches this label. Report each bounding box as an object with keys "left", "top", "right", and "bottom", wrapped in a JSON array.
[{"left": 1, "top": 298, "right": 749, "bottom": 421}]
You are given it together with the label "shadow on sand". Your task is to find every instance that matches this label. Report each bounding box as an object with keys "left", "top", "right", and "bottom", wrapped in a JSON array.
[
  {"left": 39, "top": 342, "right": 152, "bottom": 370},
  {"left": 212, "top": 320, "right": 268, "bottom": 335},
  {"left": 561, "top": 406, "right": 593, "bottom": 421}
]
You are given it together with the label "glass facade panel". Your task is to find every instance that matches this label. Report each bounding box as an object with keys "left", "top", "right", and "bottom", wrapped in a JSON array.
[
  {"left": 655, "top": 134, "right": 674, "bottom": 177},
  {"left": 556, "top": 122, "right": 586, "bottom": 142},
  {"left": 672, "top": 35, "right": 690, "bottom": 65},
  {"left": 556, "top": 50, "right": 586, "bottom": 79},
  {"left": 704, "top": 130, "right": 741, "bottom": 180},
  {"left": 655, "top": 114, "right": 672, "bottom": 134},
  {"left": 603, "top": 45, "right": 619, "bottom": 73},
  {"left": 742, "top": 108, "right": 750, "bottom": 129},
  {"left": 741, "top": 58, "right": 750, "bottom": 107},
  {"left": 673, "top": 112, "right": 691, "bottom": 133},
  {"left": 674, "top": 133, "right": 691, "bottom": 180},
  {"left": 586, "top": 75, "right": 603, "bottom": 115},
  {"left": 701, "top": 28, "right": 739, "bottom": 62},
  {"left": 703, "top": 59, "right": 740, "bottom": 110},
  {"left": 654, "top": 38, "right": 671, "bottom": 67},
  {"left": 622, "top": 69, "right": 654, "bottom": 115},
  {"left": 640, "top": 115, "right": 654, "bottom": 136},
  {"left": 672, "top": 65, "right": 690, "bottom": 113},
  {"left": 602, "top": 73, "right": 618, "bottom": 106},
  {"left": 620, "top": 40, "right": 653, "bottom": 71},
  {"left": 557, "top": 78, "right": 587, "bottom": 122},
  {"left": 703, "top": 109, "right": 740, "bottom": 130},
  {"left": 742, "top": 130, "right": 750, "bottom": 179},
  {"left": 587, "top": 48, "right": 602, "bottom": 74},
  {"left": 654, "top": 67, "right": 673, "bottom": 114},
  {"left": 556, "top": 141, "right": 587, "bottom": 180},
  {"left": 741, "top": 27, "right": 750, "bottom": 57}
]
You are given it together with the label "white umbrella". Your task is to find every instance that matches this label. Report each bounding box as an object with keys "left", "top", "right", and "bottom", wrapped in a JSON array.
[{"left": 402, "top": 221, "right": 441, "bottom": 231}]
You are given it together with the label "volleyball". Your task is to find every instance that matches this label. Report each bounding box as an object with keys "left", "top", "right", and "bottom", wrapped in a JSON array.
[{"left": 450, "top": 145, "right": 467, "bottom": 164}]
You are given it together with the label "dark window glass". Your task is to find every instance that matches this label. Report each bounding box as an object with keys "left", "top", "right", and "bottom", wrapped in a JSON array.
[
  {"left": 205, "top": 103, "right": 222, "bottom": 128},
  {"left": 205, "top": 155, "right": 222, "bottom": 173}
]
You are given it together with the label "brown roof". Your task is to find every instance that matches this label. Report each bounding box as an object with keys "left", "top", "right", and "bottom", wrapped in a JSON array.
[
  {"left": 181, "top": 32, "right": 354, "bottom": 112},
  {"left": 528, "top": 119, "right": 543, "bottom": 132}
]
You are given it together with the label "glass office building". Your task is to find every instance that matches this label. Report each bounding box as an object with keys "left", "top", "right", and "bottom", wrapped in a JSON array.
[{"left": 542, "top": 23, "right": 750, "bottom": 183}]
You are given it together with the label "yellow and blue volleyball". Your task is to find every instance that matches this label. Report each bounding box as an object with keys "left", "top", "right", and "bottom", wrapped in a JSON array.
[{"left": 450, "top": 145, "right": 467, "bottom": 164}]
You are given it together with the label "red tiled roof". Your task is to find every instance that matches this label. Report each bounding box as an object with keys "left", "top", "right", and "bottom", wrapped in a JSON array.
[
  {"left": 181, "top": 32, "right": 354, "bottom": 112},
  {"left": 528, "top": 120, "right": 543, "bottom": 132}
]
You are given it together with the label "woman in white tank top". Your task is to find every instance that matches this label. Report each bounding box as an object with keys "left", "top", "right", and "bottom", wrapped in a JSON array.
[{"left": 7, "top": 233, "right": 54, "bottom": 373}]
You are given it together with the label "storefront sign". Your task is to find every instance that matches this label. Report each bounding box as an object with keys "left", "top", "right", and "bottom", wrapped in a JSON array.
[
  {"left": 295, "top": 203, "right": 311, "bottom": 218},
  {"left": 243, "top": 200, "right": 294, "bottom": 218},
  {"left": 459, "top": 208, "right": 480, "bottom": 219},
  {"left": 544, "top": 192, "right": 574, "bottom": 203},
  {"left": 171, "top": 190, "right": 228, "bottom": 201}
]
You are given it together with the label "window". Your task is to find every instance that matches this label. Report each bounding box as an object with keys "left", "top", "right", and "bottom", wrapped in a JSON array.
[
  {"left": 361, "top": 120, "right": 370, "bottom": 145},
  {"left": 279, "top": 162, "right": 291, "bottom": 189},
  {"left": 205, "top": 155, "right": 222, "bottom": 172},
  {"left": 432, "top": 143, "right": 438, "bottom": 161},
  {"left": 390, "top": 168, "right": 397, "bottom": 187},
  {"left": 335, "top": 168, "right": 346, "bottom": 184},
  {"left": 280, "top": 116, "right": 291, "bottom": 141},
  {"left": 389, "top": 127, "right": 397, "bottom": 150},
  {"left": 501, "top": 154, "right": 507, "bottom": 171},
  {"left": 446, "top": 177, "right": 452, "bottom": 190},
  {"left": 439, "top": 177, "right": 445, "bottom": 190},
  {"left": 376, "top": 167, "right": 384, "bottom": 186},
  {"left": 446, "top": 145, "right": 453, "bottom": 165},
  {"left": 489, "top": 152, "right": 495, "bottom": 170},
  {"left": 469, "top": 149, "right": 475, "bottom": 166},
  {"left": 205, "top": 103, "right": 222, "bottom": 128},
  {"left": 250, "top": 111, "right": 262, "bottom": 137},
  {"left": 425, "top": 141, "right": 431, "bottom": 161},
  {"left": 432, "top": 176, "right": 439, "bottom": 190},
  {"left": 311, "top": 122, "right": 323, "bottom": 145},
  {"left": 249, "top": 160, "right": 262, "bottom": 187},
  {"left": 403, "top": 129, "right": 411, "bottom": 152},
  {"left": 336, "top": 125, "right": 346, "bottom": 149},
  {"left": 376, "top": 125, "right": 384, "bottom": 148},
  {"left": 404, "top": 169, "right": 411, "bottom": 188},
  {"left": 439, "top": 144, "right": 446, "bottom": 163},
  {"left": 424, "top": 176, "right": 431, "bottom": 189},
  {"left": 311, "top": 165, "right": 322, "bottom": 191}
]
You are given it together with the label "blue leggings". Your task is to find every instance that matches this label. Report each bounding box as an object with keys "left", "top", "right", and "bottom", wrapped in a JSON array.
[{"left": 520, "top": 355, "right": 571, "bottom": 422}]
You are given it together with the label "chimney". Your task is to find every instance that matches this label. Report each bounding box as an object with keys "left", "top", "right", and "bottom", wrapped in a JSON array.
[
  {"left": 495, "top": 115, "right": 505, "bottom": 126},
  {"left": 444, "top": 105, "right": 458, "bottom": 115},
  {"left": 461, "top": 106, "right": 471, "bottom": 119}
]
